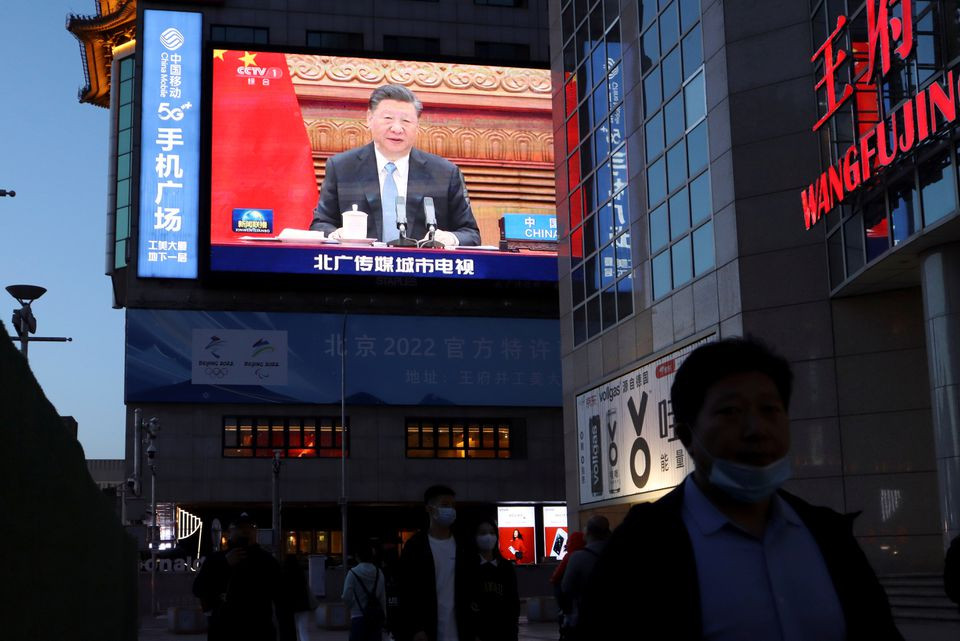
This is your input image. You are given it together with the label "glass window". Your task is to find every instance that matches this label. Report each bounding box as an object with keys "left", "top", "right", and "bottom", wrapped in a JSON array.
[
  {"left": 306, "top": 31, "right": 363, "bottom": 51},
  {"left": 667, "top": 140, "right": 687, "bottom": 192},
  {"left": 889, "top": 179, "right": 919, "bottom": 246},
  {"left": 383, "top": 35, "right": 441, "bottom": 55},
  {"left": 594, "top": 122, "right": 611, "bottom": 166},
  {"left": 659, "top": 2, "right": 680, "bottom": 52},
  {"left": 116, "top": 179, "right": 130, "bottom": 208},
  {"left": 571, "top": 225, "right": 583, "bottom": 265},
  {"left": 828, "top": 228, "right": 845, "bottom": 289},
  {"left": 601, "top": 243, "right": 617, "bottom": 287},
  {"left": 844, "top": 213, "right": 865, "bottom": 275},
  {"left": 662, "top": 47, "right": 682, "bottom": 98},
  {"left": 585, "top": 254, "right": 600, "bottom": 298},
  {"left": 584, "top": 214, "right": 599, "bottom": 256},
  {"left": 641, "top": 0, "right": 658, "bottom": 28},
  {"left": 643, "top": 68, "right": 662, "bottom": 116},
  {"left": 641, "top": 23, "right": 660, "bottom": 72},
  {"left": 615, "top": 232, "right": 632, "bottom": 276},
  {"left": 920, "top": 150, "right": 957, "bottom": 226},
  {"left": 686, "top": 121, "right": 708, "bottom": 176},
  {"left": 117, "top": 153, "right": 131, "bottom": 181},
  {"left": 117, "top": 129, "right": 131, "bottom": 155},
  {"left": 664, "top": 93, "right": 685, "bottom": 144},
  {"left": 120, "top": 57, "right": 134, "bottom": 81},
  {"left": 608, "top": 64, "right": 623, "bottom": 106},
  {"left": 405, "top": 419, "right": 514, "bottom": 458},
  {"left": 690, "top": 170, "right": 712, "bottom": 224},
  {"left": 682, "top": 24, "right": 703, "bottom": 78},
  {"left": 671, "top": 235, "right": 693, "bottom": 287},
  {"left": 684, "top": 71, "right": 706, "bottom": 126},
  {"left": 863, "top": 197, "right": 889, "bottom": 262},
  {"left": 650, "top": 203, "right": 669, "bottom": 252},
  {"left": 574, "top": 305, "right": 587, "bottom": 344},
  {"left": 648, "top": 156, "right": 667, "bottom": 206},
  {"left": 669, "top": 188, "right": 691, "bottom": 241},
  {"left": 474, "top": 41, "right": 531, "bottom": 61},
  {"left": 692, "top": 221, "right": 715, "bottom": 276},
  {"left": 601, "top": 285, "right": 617, "bottom": 330},
  {"left": 597, "top": 202, "right": 615, "bottom": 244},
  {"left": 653, "top": 250, "right": 672, "bottom": 299},
  {"left": 646, "top": 112, "right": 664, "bottom": 161},
  {"left": 572, "top": 265, "right": 585, "bottom": 306},
  {"left": 617, "top": 273, "right": 634, "bottom": 319},
  {"left": 587, "top": 295, "right": 602, "bottom": 337},
  {"left": 118, "top": 104, "right": 132, "bottom": 130},
  {"left": 679, "top": 0, "right": 700, "bottom": 31}
]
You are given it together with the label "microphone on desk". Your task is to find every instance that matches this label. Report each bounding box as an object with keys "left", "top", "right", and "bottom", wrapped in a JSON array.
[
  {"left": 419, "top": 196, "right": 444, "bottom": 248},
  {"left": 387, "top": 195, "right": 417, "bottom": 247}
]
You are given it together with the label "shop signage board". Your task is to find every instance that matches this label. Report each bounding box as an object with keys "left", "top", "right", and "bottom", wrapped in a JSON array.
[
  {"left": 801, "top": 0, "right": 960, "bottom": 229},
  {"left": 496, "top": 506, "right": 536, "bottom": 565},
  {"left": 138, "top": 10, "right": 202, "bottom": 278},
  {"left": 575, "top": 336, "right": 713, "bottom": 505},
  {"left": 542, "top": 506, "right": 569, "bottom": 559}
]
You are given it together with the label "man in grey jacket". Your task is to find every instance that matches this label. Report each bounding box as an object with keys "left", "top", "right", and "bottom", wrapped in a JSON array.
[{"left": 559, "top": 515, "right": 610, "bottom": 638}]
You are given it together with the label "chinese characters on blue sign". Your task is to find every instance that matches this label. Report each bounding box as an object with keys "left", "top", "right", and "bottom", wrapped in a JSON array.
[
  {"left": 138, "top": 10, "right": 202, "bottom": 278},
  {"left": 501, "top": 214, "right": 558, "bottom": 241}
]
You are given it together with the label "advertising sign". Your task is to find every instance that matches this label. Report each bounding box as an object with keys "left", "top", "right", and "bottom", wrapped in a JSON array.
[
  {"left": 497, "top": 506, "right": 535, "bottom": 565},
  {"left": 138, "top": 10, "right": 202, "bottom": 278},
  {"left": 208, "top": 50, "right": 556, "bottom": 283},
  {"left": 576, "top": 336, "right": 713, "bottom": 504},
  {"left": 542, "top": 506, "right": 568, "bottom": 560},
  {"left": 126, "top": 309, "right": 561, "bottom": 407}
]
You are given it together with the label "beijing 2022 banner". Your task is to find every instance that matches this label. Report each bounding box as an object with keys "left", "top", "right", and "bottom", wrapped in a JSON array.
[
  {"left": 576, "top": 336, "right": 714, "bottom": 504},
  {"left": 126, "top": 308, "right": 561, "bottom": 407}
]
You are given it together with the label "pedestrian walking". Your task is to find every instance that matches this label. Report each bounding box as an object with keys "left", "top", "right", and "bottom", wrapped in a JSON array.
[
  {"left": 342, "top": 541, "right": 387, "bottom": 641},
  {"left": 548, "top": 531, "right": 585, "bottom": 641},
  {"left": 397, "top": 484, "right": 473, "bottom": 641},
  {"left": 192, "top": 512, "right": 295, "bottom": 641},
  {"left": 559, "top": 516, "right": 609, "bottom": 641},
  {"left": 468, "top": 518, "right": 520, "bottom": 641}
]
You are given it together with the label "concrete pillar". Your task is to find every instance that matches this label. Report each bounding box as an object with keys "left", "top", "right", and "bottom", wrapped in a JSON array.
[{"left": 920, "top": 243, "right": 960, "bottom": 546}]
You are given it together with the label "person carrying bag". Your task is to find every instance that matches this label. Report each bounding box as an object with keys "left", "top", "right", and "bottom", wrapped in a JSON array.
[{"left": 342, "top": 543, "right": 387, "bottom": 641}]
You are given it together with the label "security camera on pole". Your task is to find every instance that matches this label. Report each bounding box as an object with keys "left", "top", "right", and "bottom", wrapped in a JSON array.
[{"left": 6, "top": 285, "right": 71, "bottom": 361}]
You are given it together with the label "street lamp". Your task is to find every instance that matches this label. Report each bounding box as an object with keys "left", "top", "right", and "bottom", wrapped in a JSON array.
[
  {"left": 6, "top": 285, "right": 72, "bottom": 360},
  {"left": 0, "top": 189, "right": 14, "bottom": 197}
]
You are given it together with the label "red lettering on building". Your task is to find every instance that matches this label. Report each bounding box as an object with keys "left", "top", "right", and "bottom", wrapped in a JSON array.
[
  {"left": 864, "top": 0, "right": 913, "bottom": 81},
  {"left": 811, "top": 15, "right": 853, "bottom": 132},
  {"left": 655, "top": 361, "right": 675, "bottom": 378}
]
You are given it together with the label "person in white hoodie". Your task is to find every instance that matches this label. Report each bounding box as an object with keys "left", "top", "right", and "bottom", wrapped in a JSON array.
[{"left": 342, "top": 542, "right": 387, "bottom": 641}]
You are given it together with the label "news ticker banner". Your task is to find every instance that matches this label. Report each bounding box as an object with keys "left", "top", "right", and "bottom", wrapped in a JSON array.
[
  {"left": 209, "top": 244, "right": 559, "bottom": 282},
  {"left": 576, "top": 335, "right": 714, "bottom": 505},
  {"left": 126, "top": 308, "right": 561, "bottom": 407},
  {"left": 138, "top": 10, "right": 202, "bottom": 279}
]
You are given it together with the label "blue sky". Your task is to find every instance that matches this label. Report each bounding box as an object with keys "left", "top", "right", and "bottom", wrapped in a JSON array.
[{"left": 1, "top": 2, "right": 125, "bottom": 458}]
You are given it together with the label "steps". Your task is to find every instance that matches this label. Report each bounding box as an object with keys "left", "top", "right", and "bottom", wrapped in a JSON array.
[{"left": 881, "top": 574, "right": 960, "bottom": 623}]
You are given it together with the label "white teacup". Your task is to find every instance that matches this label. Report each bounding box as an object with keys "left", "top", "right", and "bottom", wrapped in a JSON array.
[{"left": 341, "top": 206, "right": 368, "bottom": 240}]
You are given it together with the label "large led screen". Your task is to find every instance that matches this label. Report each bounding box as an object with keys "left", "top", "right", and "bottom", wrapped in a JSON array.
[{"left": 209, "top": 50, "right": 557, "bottom": 282}]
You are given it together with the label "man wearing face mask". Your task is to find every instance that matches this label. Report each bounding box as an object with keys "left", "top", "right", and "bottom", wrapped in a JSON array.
[
  {"left": 581, "top": 338, "right": 903, "bottom": 641},
  {"left": 397, "top": 485, "right": 474, "bottom": 641}
]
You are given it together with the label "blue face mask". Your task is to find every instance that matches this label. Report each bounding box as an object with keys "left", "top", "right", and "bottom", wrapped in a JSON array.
[
  {"left": 432, "top": 506, "right": 457, "bottom": 527},
  {"left": 691, "top": 431, "right": 792, "bottom": 503}
]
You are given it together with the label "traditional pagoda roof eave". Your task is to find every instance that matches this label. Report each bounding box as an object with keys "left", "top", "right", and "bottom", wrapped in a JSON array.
[{"left": 66, "top": 0, "right": 137, "bottom": 108}]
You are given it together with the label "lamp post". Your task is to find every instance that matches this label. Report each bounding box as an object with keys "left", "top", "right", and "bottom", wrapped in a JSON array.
[
  {"left": 0, "top": 189, "right": 15, "bottom": 197},
  {"left": 6, "top": 285, "right": 72, "bottom": 360},
  {"left": 143, "top": 416, "right": 160, "bottom": 615}
]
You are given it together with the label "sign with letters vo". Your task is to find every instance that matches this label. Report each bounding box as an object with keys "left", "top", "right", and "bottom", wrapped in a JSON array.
[{"left": 575, "top": 336, "right": 713, "bottom": 505}]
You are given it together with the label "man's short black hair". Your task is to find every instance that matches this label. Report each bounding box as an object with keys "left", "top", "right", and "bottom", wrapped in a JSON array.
[
  {"left": 585, "top": 515, "right": 611, "bottom": 540},
  {"left": 369, "top": 84, "right": 423, "bottom": 116},
  {"left": 670, "top": 337, "right": 793, "bottom": 440},
  {"left": 424, "top": 484, "right": 456, "bottom": 505}
]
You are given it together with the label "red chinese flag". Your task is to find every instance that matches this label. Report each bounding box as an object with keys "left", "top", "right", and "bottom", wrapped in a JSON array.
[{"left": 211, "top": 50, "right": 318, "bottom": 243}]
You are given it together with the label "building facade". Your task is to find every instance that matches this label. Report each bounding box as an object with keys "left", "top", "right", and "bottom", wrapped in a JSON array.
[
  {"left": 69, "top": 0, "right": 568, "bottom": 570},
  {"left": 551, "top": 0, "right": 959, "bottom": 576}
]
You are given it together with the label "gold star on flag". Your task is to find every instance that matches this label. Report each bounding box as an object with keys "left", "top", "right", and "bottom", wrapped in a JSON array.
[
  {"left": 213, "top": 49, "right": 226, "bottom": 61},
  {"left": 239, "top": 51, "right": 258, "bottom": 67}
]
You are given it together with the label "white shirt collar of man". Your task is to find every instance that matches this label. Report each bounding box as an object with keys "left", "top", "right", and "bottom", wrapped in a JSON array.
[{"left": 374, "top": 147, "right": 410, "bottom": 181}]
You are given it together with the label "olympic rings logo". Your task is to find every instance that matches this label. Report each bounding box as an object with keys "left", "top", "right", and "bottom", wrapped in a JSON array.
[{"left": 204, "top": 367, "right": 228, "bottom": 378}]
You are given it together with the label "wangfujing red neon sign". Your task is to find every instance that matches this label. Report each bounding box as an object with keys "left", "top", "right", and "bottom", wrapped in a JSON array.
[{"left": 800, "top": 0, "right": 959, "bottom": 230}]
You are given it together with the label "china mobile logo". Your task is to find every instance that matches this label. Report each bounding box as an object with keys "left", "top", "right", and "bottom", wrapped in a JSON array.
[
  {"left": 802, "top": 0, "right": 933, "bottom": 230},
  {"left": 160, "top": 27, "right": 185, "bottom": 51}
]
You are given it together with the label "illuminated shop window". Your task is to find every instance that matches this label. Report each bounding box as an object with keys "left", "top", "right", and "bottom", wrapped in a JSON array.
[
  {"left": 222, "top": 416, "right": 348, "bottom": 458},
  {"left": 561, "top": 0, "right": 633, "bottom": 345},
  {"left": 644, "top": 1, "right": 712, "bottom": 300},
  {"left": 284, "top": 529, "right": 340, "bottom": 556},
  {"left": 405, "top": 418, "right": 520, "bottom": 459}
]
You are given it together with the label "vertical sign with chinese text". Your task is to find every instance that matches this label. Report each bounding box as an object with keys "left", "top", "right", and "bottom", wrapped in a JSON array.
[
  {"left": 138, "top": 10, "right": 202, "bottom": 278},
  {"left": 576, "top": 336, "right": 713, "bottom": 505}
]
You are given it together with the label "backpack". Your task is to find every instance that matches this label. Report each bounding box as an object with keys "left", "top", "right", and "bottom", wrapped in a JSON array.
[{"left": 351, "top": 568, "right": 386, "bottom": 633}]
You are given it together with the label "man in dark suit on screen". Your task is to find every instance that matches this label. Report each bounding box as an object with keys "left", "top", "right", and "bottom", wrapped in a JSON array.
[{"left": 310, "top": 84, "right": 480, "bottom": 247}]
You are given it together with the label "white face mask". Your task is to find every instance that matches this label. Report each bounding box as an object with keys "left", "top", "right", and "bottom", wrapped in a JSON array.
[
  {"left": 432, "top": 506, "right": 456, "bottom": 527},
  {"left": 476, "top": 533, "right": 498, "bottom": 551}
]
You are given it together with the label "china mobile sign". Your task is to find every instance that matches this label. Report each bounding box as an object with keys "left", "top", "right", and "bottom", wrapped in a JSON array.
[
  {"left": 801, "top": 0, "right": 957, "bottom": 230},
  {"left": 138, "top": 10, "right": 202, "bottom": 278},
  {"left": 575, "top": 336, "right": 712, "bottom": 505}
]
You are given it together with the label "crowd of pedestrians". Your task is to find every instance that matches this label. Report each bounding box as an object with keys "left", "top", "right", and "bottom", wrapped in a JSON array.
[{"left": 192, "top": 339, "right": 960, "bottom": 641}]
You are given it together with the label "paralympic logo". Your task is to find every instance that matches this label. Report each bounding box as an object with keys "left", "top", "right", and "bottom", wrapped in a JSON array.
[{"left": 251, "top": 338, "right": 275, "bottom": 358}]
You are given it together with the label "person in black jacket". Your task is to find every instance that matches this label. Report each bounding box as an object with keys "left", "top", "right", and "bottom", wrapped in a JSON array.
[
  {"left": 580, "top": 338, "right": 903, "bottom": 641},
  {"left": 468, "top": 518, "right": 520, "bottom": 641},
  {"left": 946, "top": 533, "right": 960, "bottom": 611},
  {"left": 193, "top": 513, "right": 295, "bottom": 641},
  {"left": 397, "top": 485, "right": 474, "bottom": 641}
]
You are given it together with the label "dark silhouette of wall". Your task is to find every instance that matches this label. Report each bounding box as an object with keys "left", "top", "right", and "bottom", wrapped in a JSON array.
[{"left": 0, "top": 321, "right": 137, "bottom": 640}]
